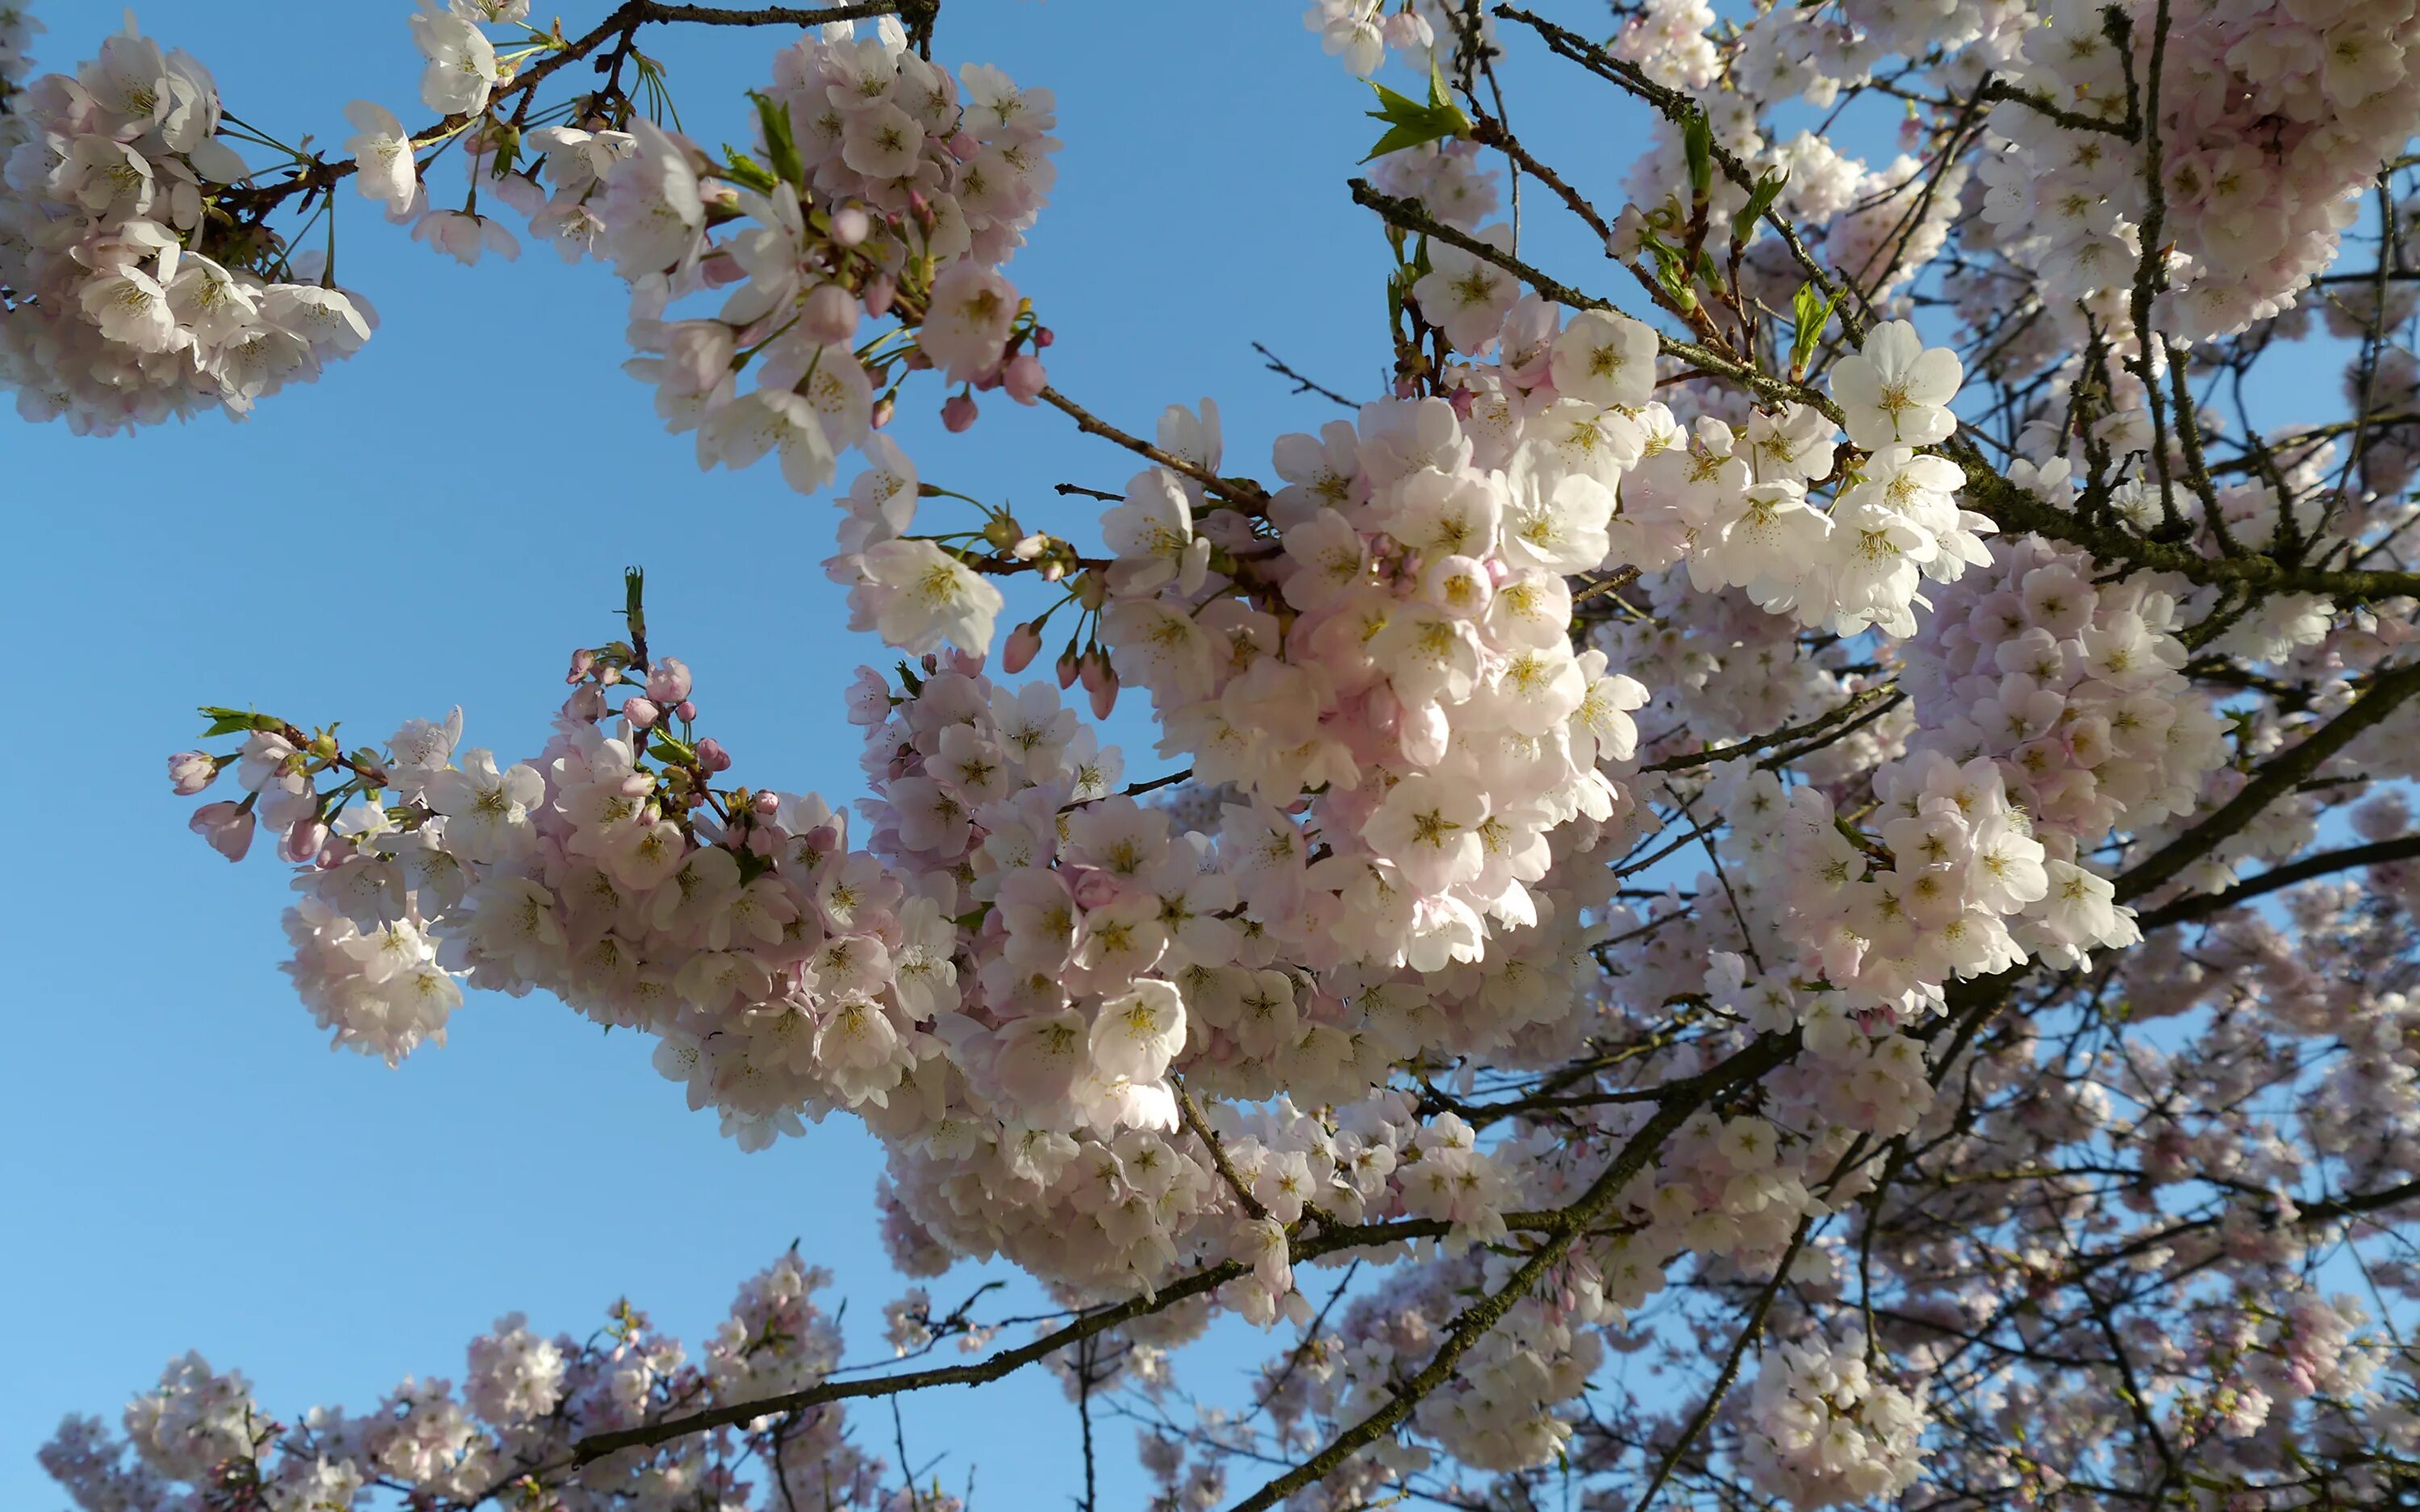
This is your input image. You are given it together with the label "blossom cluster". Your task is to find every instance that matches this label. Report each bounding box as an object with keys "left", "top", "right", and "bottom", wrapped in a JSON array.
[
  {"left": 41, "top": 1253, "right": 891, "bottom": 1512},
  {"left": 0, "top": 20, "right": 372, "bottom": 431},
  {"left": 352, "top": 11, "right": 1061, "bottom": 499},
  {"left": 1738, "top": 1334, "right": 1930, "bottom": 1508},
  {"left": 1977, "top": 0, "right": 2420, "bottom": 339}
]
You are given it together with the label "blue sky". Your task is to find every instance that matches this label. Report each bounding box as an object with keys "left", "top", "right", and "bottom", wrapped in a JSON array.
[{"left": 2, "top": 3, "right": 2366, "bottom": 1510}]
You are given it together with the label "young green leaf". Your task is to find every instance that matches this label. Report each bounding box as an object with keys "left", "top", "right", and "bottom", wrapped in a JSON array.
[
  {"left": 749, "top": 90, "right": 804, "bottom": 188},
  {"left": 198, "top": 706, "right": 286, "bottom": 737},
  {"left": 1729, "top": 168, "right": 1788, "bottom": 247},
  {"left": 1362, "top": 62, "right": 1473, "bottom": 163},
  {"left": 1790, "top": 280, "right": 1845, "bottom": 373},
  {"left": 1683, "top": 110, "right": 1714, "bottom": 199},
  {"left": 720, "top": 147, "right": 778, "bottom": 193}
]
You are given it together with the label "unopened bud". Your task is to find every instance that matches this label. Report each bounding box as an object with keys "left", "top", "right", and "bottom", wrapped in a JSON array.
[
  {"left": 941, "top": 393, "right": 979, "bottom": 432},
  {"left": 623, "top": 697, "right": 661, "bottom": 730},
  {"left": 674, "top": 700, "right": 696, "bottom": 722},
  {"left": 800, "top": 281, "right": 860, "bottom": 345},
  {"left": 831, "top": 205, "right": 871, "bottom": 246},
  {"left": 864, "top": 277, "right": 896, "bottom": 319},
  {"left": 280, "top": 818, "right": 328, "bottom": 864},
  {"left": 169, "top": 751, "right": 218, "bottom": 796},
  {"left": 1003, "top": 622, "right": 1042, "bottom": 673},
  {"left": 1004, "top": 352, "right": 1046, "bottom": 404},
  {"left": 566, "top": 648, "right": 596, "bottom": 684},
  {"left": 646, "top": 657, "right": 693, "bottom": 704},
  {"left": 1056, "top": 646, "right": 1081, "bottom": 689},
  {"left": 695, "top": 736, "right": 732, "bottom": 773},
  {"left": 190, "top": 802, "right": 255, "bottom": 862}
]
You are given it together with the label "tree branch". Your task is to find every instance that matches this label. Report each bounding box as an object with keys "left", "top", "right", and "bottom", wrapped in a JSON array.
[
  {"left": 2114, "top": 659, "right": 2420, "bottom": 902},
  {"left": 1219, "top": 1032, "right": 1799, "bottom": 1512},
  {"left": 2135, "top": 835, "right": 2420, "bottom": 929}
]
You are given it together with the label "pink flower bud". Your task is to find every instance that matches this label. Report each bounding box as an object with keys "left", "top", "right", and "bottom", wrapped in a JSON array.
[
  {"left": 942, "top": 393, "right": 979, "bottom": 432},
  {"left": 1033, "top": 326, "right": 1055, "bottom": 348},
  {"left": 1003, "top": 621, "right": 1042, "bottom": 673},
  {"left": 1004, "top": 352, "right": 1047, "bottom": 404},
  {"left": 753, "top": 789, "right": 782, "bottom": 816},
  {"left": 832, "top": 206, "right": 871, "bottom": 246},
  {"left": 800, "top": 281, "right": 860, "bottom": 345},
  {"left": 1079, "top": 648, "right": 1110, "bottom": 694},
  {"left": 865, "top": 277, "right": 896, "bottom": 318},
  {"left": 623, "top": 697, "right": 661, "bottom": 730},
  {"left": 566, "top": 648, "right": 596, "bottom": 684},
  {"left": 169, "top": 751, "right": 218, "bottom": 796},
  {"left": 695, "top": 736, "right": 732, "bottom": 773},
  {"left": 190, "top": 801, "right": 255, "bottom": 862},
  {"left": 1056, "top": 646, "right": 1082, "bottom": 689},
  {"left": 871, "top": 397, "right": 896, "bottom": 429},
  {"left": 1069, "top": 866, "right": 1122, "bottom": 909},
  {"left": 280, "top": 818, "right": 328, "bottom": 864},
  {"left": 1090, "top": 668, "right": 1120, "bottom": 720},
  {"left": 674, "top": 700, "right": 696, "bottom": 722},
  {"left": 646, "top": 656, "right": 693, "bottom": 704}
]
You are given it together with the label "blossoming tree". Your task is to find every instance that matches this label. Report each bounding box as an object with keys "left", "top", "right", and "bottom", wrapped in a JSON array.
[{"left": 18, "top": 0, "right": 2420, "bottom": 1506}]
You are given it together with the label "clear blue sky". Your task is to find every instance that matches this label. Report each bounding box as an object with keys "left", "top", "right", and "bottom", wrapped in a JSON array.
[{"left": 2, "top": 4, "right": 2357, "bottom": 1509}]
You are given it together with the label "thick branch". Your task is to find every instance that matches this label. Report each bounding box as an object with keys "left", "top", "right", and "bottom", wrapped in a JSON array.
[
  {"left": 2136, "top": 835, "right": 2420, "bottom": 929},
  {"left": 1951, "top": 447, "right": 2420, "bottom": 602},
  {"left": 2115, "top": 659, "right": 2420, "bottom": 902}
]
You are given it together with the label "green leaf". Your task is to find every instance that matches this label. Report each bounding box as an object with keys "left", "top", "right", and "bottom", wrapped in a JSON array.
[
  {"left": 198, "top": 705, "right": 286, "bottom": 737},
  {"left": 485, "top": 123, "right": 522, "bottom": 181},
  {"left": 720, "top": 146, "right": 778, "bottom": 193},
  {"left": 1729, "top": 168, "right": 1788, "bottom": 247},
  {"left": 1362, "top": 62, "right": 1473, "bottom": 163},
  {"left": 1683, "top": 110, "right": 1714, "bottom": 199},
  {"left": 749, "top": 90, "right": 804, "bottom": 188},
  {"left": 1790, "top": 280, "right": 1844, "bottom": 373}
]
